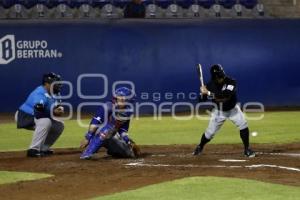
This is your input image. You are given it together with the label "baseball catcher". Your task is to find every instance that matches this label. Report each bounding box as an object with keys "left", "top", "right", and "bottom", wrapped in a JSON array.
[
  {"left": 193, "top": 64, "right": 255, "bottom": 158},
  {"left": 80, "top": 87, "right": 141, "bottom": 160}
]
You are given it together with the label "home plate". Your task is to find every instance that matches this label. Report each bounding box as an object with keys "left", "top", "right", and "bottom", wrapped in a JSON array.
[{"left": 219, "top": 159, "right": 247, "bottom": 162}]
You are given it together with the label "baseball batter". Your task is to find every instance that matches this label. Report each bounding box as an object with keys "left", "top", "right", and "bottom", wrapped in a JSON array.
[
  {"left": 80, "top": 87, "right": 140, "bottom": 160},
  {"left": 16, "top": 72, "right": 64, "bottom": 157},
  {"left": 193, "top": 64, "right": 255, "bottom": 157}
]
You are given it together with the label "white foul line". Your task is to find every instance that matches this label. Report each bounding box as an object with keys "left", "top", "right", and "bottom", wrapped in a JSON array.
[
  {"left": 246, "top": 164, "right": 300, "bottom": 172},
  {"left": 269, "top": 153, "right": 300, "bottom": 158},
  {"left": 219, "top": 159, "right": 247, "bottom": 162},
  {"left": 124, "top": 162, "right": 300, "bottom": 172},
  {"left": 257, "top": 152, "right": 300, "bottom": 158},
  {"left": 125, "top": 162, "right": 227, "bottom": 168}
]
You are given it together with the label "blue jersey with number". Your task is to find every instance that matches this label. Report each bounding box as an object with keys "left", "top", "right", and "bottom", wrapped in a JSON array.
[
  {"left": 19, "top": 85, "right": 58, "bottom": 118},
  {"left": 90, "top": 102, "right": 130, "bottom": 135}
]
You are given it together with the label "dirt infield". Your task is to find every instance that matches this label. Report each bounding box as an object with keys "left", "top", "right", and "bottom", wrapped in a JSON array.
[{"left": 0, "top": 143, "right": 299, "bottom": 200}]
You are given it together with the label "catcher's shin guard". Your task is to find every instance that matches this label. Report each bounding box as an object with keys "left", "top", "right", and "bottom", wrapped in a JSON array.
[{"left": 80, "top": 135, "right": 103, "bottom": 159}]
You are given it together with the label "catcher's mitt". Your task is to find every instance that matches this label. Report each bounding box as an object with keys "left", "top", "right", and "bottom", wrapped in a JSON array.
[{"left": 130, "top": 140, "right": 141, "bottom": 158}]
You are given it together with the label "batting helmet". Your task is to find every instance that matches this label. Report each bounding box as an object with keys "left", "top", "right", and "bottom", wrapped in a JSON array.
[{"left": 210, "top": 64, "right": 225, "bottom": 80}]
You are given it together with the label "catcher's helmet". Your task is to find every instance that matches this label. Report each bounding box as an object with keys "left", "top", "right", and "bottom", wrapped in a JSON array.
[
  {"left": 210, "top": 64, "right": 225, "bottom": 80},
  {"left": 42, "top": 72, "right": 62, "bottom": 94},
  {"left": 113, "top": 87, "right": 135, "bottom": 103},
  {"left": 113, "top": 87, "right": 135, "bottom": 120}
]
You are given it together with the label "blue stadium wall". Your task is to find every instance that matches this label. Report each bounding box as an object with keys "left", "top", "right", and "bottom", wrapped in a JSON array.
[{"left": 0, "top": 19, "right": 300, "bottom": 113}]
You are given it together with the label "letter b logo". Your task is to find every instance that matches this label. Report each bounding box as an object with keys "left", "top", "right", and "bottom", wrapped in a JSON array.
[{"left": 0, "top": 35, "right": 15, "bottom": 64}]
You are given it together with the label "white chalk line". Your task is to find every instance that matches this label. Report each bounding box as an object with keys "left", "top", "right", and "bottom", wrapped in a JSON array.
[
  {"left": 124, "top": 162, "right": 300, "bottom": 172},
  {"left": 151, "top": 152, "right": 300, "bottom": 158},
  {"left": 257, "top": 152, "right": 300, "bottom": 158},
  {"left": 125, "top": 162, "right": 226, "bottom": 168},
  {"left": 138, "top": 152, "right": 300, "bottom": 172},
  {"left": 246, "top": 164, "right": 300, "bottom": 172},
  {"left": 219, "top": 159, "right": 247, "bottom": 162}
]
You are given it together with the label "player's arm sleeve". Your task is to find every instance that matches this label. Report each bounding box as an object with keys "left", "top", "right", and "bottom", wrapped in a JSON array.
[
  {"left": 90, "top": 105, "right": 109, "bottom": 126},
  {"left": 85, "top": 107, "right": 105, "bottom": 141},
  {"left": 87, "top": 105, "right": 110, "bottom": 139},
  {"left": 119, "top": 121, "right": 130, "bottom": 143},
  {"left": 33, "top": 94, "right": 48, "bottom": 119}
]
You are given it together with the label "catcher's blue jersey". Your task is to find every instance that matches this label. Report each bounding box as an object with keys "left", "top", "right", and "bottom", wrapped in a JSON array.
[
  {"left": 90, "top": 102, "right": 130, "bottom": 135},
  {"left": 19, "top": 85, "right": 58, "bottom": 117}
]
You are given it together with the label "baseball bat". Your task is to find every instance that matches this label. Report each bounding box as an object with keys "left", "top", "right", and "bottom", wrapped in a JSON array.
[
  {"left": 196, "top": 64, "right": 204, "bottom": 87},
  {"left": 196, "top": 64, "right": 215, "bottom": 99}
]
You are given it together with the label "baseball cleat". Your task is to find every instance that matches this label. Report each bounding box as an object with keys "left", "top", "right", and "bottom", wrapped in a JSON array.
[
  {"left": 80, "top": 150, "right": 93, "bottom": 160},
  {"left": 80, "top": 154, "right": 92, "bottom": 160},
  {"left": 27, "top": 149, "right": 44, "bottom": 157},
  {"left": 193, "top": 145, "right": 203, "bottom": 156},
  {"left": 244, "top": 149, "right": 256, "bottom": 158},
  {"left": 42, "top": 149, "right": 54, "bottom": 156}
]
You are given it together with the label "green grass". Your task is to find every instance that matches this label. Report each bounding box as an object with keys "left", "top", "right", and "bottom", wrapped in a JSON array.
[
  {"left": 0, "top": 171, "right": 52, "bottom": 185},
  {"left": 0, "top": 111, "right": 299, "bottom": 151},
  {"left": 92, "top": 176, "right": 300, "bottom": 200},
  {"left": 132, "top": 111, "right": 300, "bottom": 145}
]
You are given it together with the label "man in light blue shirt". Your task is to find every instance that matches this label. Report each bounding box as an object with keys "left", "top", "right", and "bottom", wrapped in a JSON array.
[{"left": 16, "top": 72, "right": 65, "bottom": 157}]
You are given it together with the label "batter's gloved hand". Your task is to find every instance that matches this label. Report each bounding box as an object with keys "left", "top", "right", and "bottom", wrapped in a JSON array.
[{"left": 200, "top": 85, "right": 209, "bottom": 95}]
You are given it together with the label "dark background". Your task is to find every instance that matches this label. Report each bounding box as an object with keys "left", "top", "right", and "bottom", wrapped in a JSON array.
[{"left": 0, "top": 19, "right": 299, "bottom": 113}]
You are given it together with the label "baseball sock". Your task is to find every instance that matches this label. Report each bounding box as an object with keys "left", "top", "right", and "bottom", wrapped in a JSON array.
[
  {"left": 198, "top": 133, "right": 210, "bottom": 149},
  {"left": 240, "top": 127, "right": 249, "bottom": 150}
]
